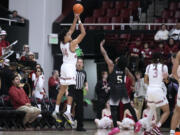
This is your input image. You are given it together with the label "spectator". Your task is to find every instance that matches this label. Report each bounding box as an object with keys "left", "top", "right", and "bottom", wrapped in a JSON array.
[
  {"left": 28, "top": 52, "right": 36, "bottom": 62},
  {"left": 0, "top": 30, "right": 10, "bottom": 56},
  {"left": 155, "top": 42, "right": 168, "bottom": 59},
  {"left": 9, "top": 10, "right": 24, "bottom": 23},
  {"left": 21, "top": 45, "right": 30, "bottom": 61},
  {"left": 33, "top": 67, "right": 46, "bottom": 100},
  {"left": 95, "top": 71, "right": 110, "bottom": 119},
  {"left": 165, "top": 38, "right": 178, "bottom": 56},
  {"left": 141, "top": 43, "right": 152, "bottom": 66},
  {"left": 0, "top": 59, "right": 14, "bottom": 96},
  {"left": 9, "top": 74, "right": 41, "bottom": 125},
  {"left": 154, "top": 24, "right": 169, "bottom": 41},
  {"left": 129, "top": 38, "right": 142, "bottom": 72},
  {"left": 169, "top": 23, "right": 180, "bottom": 40},
  {"left": 134, "top": 71, "right": 147, "bottom": 119},
  {"left": 48, "top": 70, "right": 60, "bottom": 100}
]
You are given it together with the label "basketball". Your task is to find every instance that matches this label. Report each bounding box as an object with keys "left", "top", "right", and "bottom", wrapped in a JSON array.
[{"left": 73, "top": 4, "right": 84, "bottom": 14}]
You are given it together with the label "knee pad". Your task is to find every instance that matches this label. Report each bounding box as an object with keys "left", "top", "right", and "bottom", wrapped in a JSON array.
[{"left": 68, "top": 85, "right": 75, "bottom": 97}]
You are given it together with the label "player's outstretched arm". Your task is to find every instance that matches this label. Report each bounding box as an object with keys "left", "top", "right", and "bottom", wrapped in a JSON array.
[
  {"left": 172, "top": 51, "right": 180, "bottom": 82},
  {"left": 100, "top": 40, "right": 114, "bottom": 74},
  {"left": 70, "top": 15, "right": 86, "bottom": 52},
  {"left": 68, "top": 14, "right": 78, "bottom": 36}
]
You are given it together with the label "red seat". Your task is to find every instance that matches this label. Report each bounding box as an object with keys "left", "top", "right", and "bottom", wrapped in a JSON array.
[
  {"left": 120, "top": 34, "right": 130, "bottom": 41},
  {"left": 97, "top": 17, "right": 109, "bottom": 23},
  {"left": 115, "top": 1, "right": 127, "bottom": 9},
  {"left": 111, "top": 17, "right": 122, "bottom": 23},
  {"left": 102, "top": 1, "right": 111, "bottom": 9},
  {"left": 169, "top": 2, "right": 177, "bottom": 11},
  {"left": 107, "top": 9, "right": 116, "bottom": 17},
  {"left": 162, "top": 10, "right": 170, "bottom": 19},
  {"left": 167, "top": 18, "right": 175, "bottom": 23},
  {"left": 93, "top": 9, "right": 104, "bottom": 17},
  {"left": 119, "top": 9, "right": 130, "bottom": 22},
  {"left": 175, "top": 10, "right": 180, "bottom": 19},
  {"left": 178, "top": 2, "right": 180, "bottom": 9},
  {"left": 103, "top": 26, "right": 113, "bottom": 30},
  {"left": 84, "top": 17, "right": 96, "bottom": 23},
  {"left": 111, "top": 17, "right": 123, "bottom": 29},
  {"left": 128, "top": 1, "right": 140, "bottom": 10},
  {"left": 154, "top": 18, "right": 162, "bottom": 23}
]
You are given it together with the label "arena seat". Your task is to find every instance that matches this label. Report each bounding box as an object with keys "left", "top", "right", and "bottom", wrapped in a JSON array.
[
  {"left": 106, "top": 9, "right": 116, "bottom": 18},
  {"left": 178, "top": 2, "right": 180, "bottom": 9},
  {"left": 128, "top": 1, "right": 140, "bottom": 10},
  {"left": 169, "top": 2, "right": 177, "bottom": 11},
  {"left": 102, "top": 1, "right": 112, "bottom": 9},
  {"left": 103, "top": 26, "right": 112, "bottom": 30},
  {"left": 93, "top": 9, "right": 104, "bottom": 18},
  {"left": 115, "top": 1, "right": 127, "bottom": 9},
  {"left": 175, "top": 10, "right": 180, "bottom": 19},
  {"left": 162, "top": 10, "right": 170, "bottom": 19}
]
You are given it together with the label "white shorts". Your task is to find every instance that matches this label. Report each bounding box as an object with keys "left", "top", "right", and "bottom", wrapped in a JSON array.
[
  {"left": 60, "top": 63, "right": 76, "bottom": 85},
  {"left": 110, "top": 98, "right": 130, "bottom": 106},
  {"left": 176, "top": 87, "right": 180, "bottom": 107},
  {"left": 146, "top": 86, "right": 168, "bottom": 107}
]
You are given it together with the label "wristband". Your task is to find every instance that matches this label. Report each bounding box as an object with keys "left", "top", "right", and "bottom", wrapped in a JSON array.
[{"left": 78, "top": 20, "right": 82, "bottom": 24}]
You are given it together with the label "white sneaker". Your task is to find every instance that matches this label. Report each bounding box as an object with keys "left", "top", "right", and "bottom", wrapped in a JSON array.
[
  {"left": 63, "top": 111, "right": 75, "bottom": 126},
  {"left": 52, "top": 111, "right": 58, "bottom": 120},
  {"left": 72, "top": 120, "right": 77, "bottom": 129}
]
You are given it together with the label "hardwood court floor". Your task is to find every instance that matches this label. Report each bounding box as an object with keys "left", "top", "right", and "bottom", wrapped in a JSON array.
[{"left": 0, "top": 122, "right": 170, "bottom": 135}]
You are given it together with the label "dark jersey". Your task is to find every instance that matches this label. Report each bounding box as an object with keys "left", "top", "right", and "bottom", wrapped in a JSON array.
[{"left": 108, "top": 65, "right": 128, "bottom": 101}]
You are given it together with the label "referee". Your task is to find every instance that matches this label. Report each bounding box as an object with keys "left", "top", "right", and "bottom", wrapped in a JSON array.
[{"left": 74, "top": 58, "right": 88, "bottom": 131}]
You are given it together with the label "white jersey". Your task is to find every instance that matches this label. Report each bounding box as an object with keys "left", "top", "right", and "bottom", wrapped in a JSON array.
[
  {"left": 145, "top": 63, "right": 168, "bottom": 87},
  {"left": 60, "top": 42, "right": 77, "bottom": 65}
]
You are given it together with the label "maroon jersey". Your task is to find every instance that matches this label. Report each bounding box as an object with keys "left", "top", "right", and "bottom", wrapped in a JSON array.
[
  {"left": 129, "top": 44, "right": 141, "bottom": 56},
  {"left": 141, "top": 48, "right": 152, "bottom": 59}
]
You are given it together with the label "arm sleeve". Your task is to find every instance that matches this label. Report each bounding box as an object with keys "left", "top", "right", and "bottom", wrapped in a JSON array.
[
  {"left": 84, "top": 71, "right": 87, "bottom": 83},
  {"left": 154, "top": 31, "right": 160, "bottom": 40}
]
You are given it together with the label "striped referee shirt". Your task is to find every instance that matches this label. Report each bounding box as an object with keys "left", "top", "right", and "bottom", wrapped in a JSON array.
[{"left": 76, "top": 69, "right": 87, "bottom": 90}]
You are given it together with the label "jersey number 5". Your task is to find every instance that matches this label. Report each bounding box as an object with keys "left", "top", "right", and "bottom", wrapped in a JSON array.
[{"left": 117, "top": 75, "right": 123, "bottom": 83}]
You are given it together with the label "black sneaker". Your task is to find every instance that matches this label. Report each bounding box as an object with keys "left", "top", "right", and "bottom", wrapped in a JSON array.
[{"left": 76, "top": 127, "right": 86, "bottom": 132}]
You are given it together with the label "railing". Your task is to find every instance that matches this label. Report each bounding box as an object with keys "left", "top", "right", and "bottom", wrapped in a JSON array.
[
  {"left": 0, "top": 18, "right": 18, "bottom": 26},
  {"left": 60, "top": 23, "right": 176, "bottom": 30}
]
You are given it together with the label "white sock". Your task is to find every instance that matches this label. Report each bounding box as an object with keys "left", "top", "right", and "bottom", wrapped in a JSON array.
[
  {"left": 170, "top": 130, "right": 175, "bottom": 135},
  {"left": 66, "top": 104, "right": 71, "bottom": 114},
  {"left": 55, "top": 105, "right": 60, "bottom": 112},
  {"left": 157, "top": 122, "right": 162, "bottom": 128}
]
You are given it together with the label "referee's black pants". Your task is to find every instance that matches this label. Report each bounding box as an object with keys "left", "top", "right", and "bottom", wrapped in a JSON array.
[{"left": 74, "top": 89, "right": 84, "bottom": 128}]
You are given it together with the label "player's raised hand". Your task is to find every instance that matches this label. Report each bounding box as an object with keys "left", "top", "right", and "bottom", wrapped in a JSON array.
[
  {"left": 74, "top": 14, "right": 80, "bottom": 19},
  {"left": 100, "top": 39, "right": 105, "bottom": 47}
]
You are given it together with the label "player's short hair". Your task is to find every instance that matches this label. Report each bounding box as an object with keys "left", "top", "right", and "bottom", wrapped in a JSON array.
[
  {"left": 117, "top": 55, "right": 128, "bottom": 70},
  {"left": 59, "top": 27, "right": 69, "bottom": 41}
]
